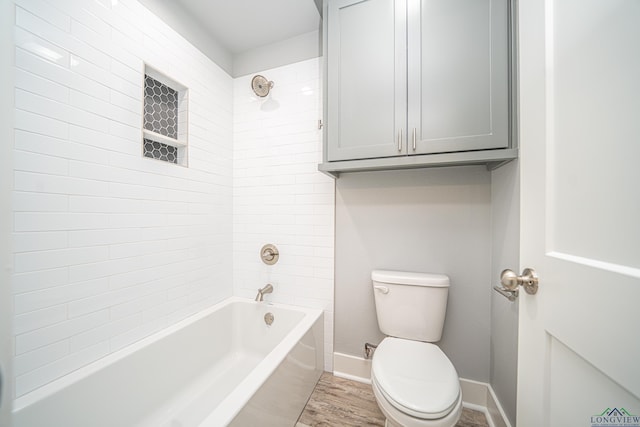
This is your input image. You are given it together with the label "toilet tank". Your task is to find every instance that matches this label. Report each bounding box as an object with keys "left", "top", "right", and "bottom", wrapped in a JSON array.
[{"left": 372, "top": 270, "right": 450, "bottom": 342}]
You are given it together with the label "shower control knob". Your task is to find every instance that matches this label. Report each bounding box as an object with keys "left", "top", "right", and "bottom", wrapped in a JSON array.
[
  {"left": 260, "top": 244, "right": 279, "bottom": 265},
  {"left": 500, "top": 268, "right": 539, "bottom": 295}
]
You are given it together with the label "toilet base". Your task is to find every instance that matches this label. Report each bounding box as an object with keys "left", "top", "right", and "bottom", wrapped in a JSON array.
[{"left": 372, "top": 374, "right": 463, "bottom": 427}]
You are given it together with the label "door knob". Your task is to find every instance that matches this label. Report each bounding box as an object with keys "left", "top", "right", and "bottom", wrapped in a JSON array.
[{"left": 500, "top": 268, "right": 539, "bottom": 295}]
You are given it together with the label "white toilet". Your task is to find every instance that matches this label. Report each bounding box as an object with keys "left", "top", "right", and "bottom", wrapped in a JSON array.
[{"left": 370, "top": 270, "right": 462, "bottom": 427}]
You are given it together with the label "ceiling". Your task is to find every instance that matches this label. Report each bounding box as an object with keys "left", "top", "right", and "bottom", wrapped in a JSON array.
[{"left": 172, "top": 0, "right": 322, "bottom": 54}]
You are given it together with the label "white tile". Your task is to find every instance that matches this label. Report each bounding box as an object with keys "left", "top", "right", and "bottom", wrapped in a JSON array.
[
  {"left": 14, "top": 246, "right": 109, "bottom": 273},
  {"left": 15, "top": 68, "right": 69, "bottom": 103},
  {"left": 67, "top": 195, "right": 113, "bottom": 213},
  {"left": 13, "top": 340, "right": 69, "bottom": 377},
  {"left": 68, "top": 283, "right": 148, "bottom": 318},
  {"left": 108, "top": 240, "right": 165, "bottom": 259},
  {"left": 111, "top": 57, "right": 141, "bottom": 84},
  {"left": 13, "top": 305, "right": 68, "bottom": 335},
  {"left": 108, "top": 119, "right": 141, "bottom": 142},
  {"left": 68, "top": 124, "right": 138, "bottom": 155},
  {"left": 108, "top": 213, "right": 167, "bottom": 229},
  {"left": 67, "top": 160, "right": 122, "bottom": 183},
  {"left": 109, "top": 88, "right": 140, "bottom": 113},
  {"left": 14, "top": 27, "right": 69, "bottom": 68},
  {"left": 109, "top": 291, "right": 167, "bottom": 321},
  {"left": 14, "top": 212, "right": 110, "bottom": 232},
  {"left": 108, "top": 72, "right": 141, "bottom": 99},
  {"left": 13, "top": 231, "right": 68, "bottom": 253},
  {"left": 15, "top": 130, "right": 111, "bottom": 166},
  {"left": 16, "top": 89, "right": 109, "bottom": 133},
  {"left": 14, "top": 278, "right": 108, "bottom": 314},
  {"left": 69, "top": 53, "right": 110, "bottom": 87},
  {"left": 107, "top": 102, "right": 140, "bottom": 128},
  {"left": 107, "top": 182, "right": 167, "bottom": 201},
  {"left": 13, "top": 192, "right": 68, "bottom": 213},
  {"left": 16, "top": 48, "right": 110, "bottom": 101},
  {"left": 69, "top": 89, "right": 110, "bottom": 117},
  {"left": 13, "top": 268, "right": 69, "bottom": 294},
  {"left": 110, "top": 320, "right": 162, "bottom": 352},
  {"left": 142, "top": 295, "right": 190, "bottom": 324},
  {"left": 16, "top": 310, "right": 109, "bottom": 354},
  {"left": 66, "top": 23, "right": 111, "bottom": 61},
  {"left": 67, "top": 258, "right": 125, "bottom": 283},
  {"left": 14, "top": 150, "right": 69, "bottom": 175},
  {"left": 70, "top": 314, "right": 141, "bottom": 352},
  {"left": 15, "top": 341, "right": 109, "bottom": 397},
  {"left": 14, "top": 171, "right": 111, "bottom": 198},
  {"left": 15, "top": 110, "right": 69, "bottom": 140},
  {"left": 68, "top": 228, "right": 142, "bottom": 247},
  {"left": 16, "top": 6, "right": 110, "bottom": 70},
  {"left": 13, "top": 0, "right": 71, "bottom": 32},
  {"left": 69, "top": 11, "right": 110, "bottom": 39}
]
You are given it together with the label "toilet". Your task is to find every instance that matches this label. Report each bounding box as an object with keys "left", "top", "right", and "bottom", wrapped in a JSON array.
[{"left": 370, "top": 270, "right": 462, "bottom": 427}]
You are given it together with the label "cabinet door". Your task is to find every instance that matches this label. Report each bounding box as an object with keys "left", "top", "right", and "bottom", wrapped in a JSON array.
[
  {"left": 327, "top": 0, "right": 407, "bottom": 161},
  {"left": 407, "top": 0, "right": 509, "bottom": 154}
]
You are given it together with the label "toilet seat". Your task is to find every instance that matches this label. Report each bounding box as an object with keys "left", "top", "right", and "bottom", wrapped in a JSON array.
[{"left": 371, "top": 337, "right": 460, "bottom": 420}]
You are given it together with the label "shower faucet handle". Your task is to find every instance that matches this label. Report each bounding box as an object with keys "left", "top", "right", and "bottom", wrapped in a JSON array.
[{"left": 260, "top": 244, "right": 279, "bottom": 265}]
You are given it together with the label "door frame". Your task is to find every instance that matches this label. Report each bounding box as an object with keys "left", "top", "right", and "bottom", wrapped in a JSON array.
[{"left": 1, "top": 1, "right": 15, "bottom": 425}]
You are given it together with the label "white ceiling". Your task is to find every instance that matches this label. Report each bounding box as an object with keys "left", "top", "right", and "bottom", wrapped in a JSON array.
[{"left": 172, "top": 0, "right": 322, "bottom": 54}]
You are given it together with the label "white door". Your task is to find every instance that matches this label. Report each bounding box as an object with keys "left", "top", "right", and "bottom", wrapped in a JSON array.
[{"left": 517, "top": 0, "right": 640, "bottom": 426}]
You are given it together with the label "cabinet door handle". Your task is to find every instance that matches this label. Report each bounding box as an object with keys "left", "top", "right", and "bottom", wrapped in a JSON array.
[
  {"left": 412, "top": 128, "right": 417, "bottom": 151},
  {"left": 398, "top": 129, "right": 403, "bottom": 152}
]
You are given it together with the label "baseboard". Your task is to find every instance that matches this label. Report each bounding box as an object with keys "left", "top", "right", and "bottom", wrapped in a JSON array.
[
  {"left": 332, "top": 352, "right": 512, "bottom": 427},
  {"left": 459, "top": 378, "right": 512, "bottom": 427},
  {"left": 486, "top": 383, "right": 513, "bottom": 427},
  {"left": 333, "top": 352, "right": 371, "bottom": 384}
]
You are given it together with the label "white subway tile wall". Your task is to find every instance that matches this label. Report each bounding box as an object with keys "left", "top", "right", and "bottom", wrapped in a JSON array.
[
  {"left": 233, "top": 58, "right": 335, "bottom": 371},
  {"left": 12, "top": 0, "right": 233, "bottom": 398}
]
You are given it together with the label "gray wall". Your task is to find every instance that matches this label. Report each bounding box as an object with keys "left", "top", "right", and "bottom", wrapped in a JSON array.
[
  {"left": 490, "top": 160, "right": 519, "bottom": 425},
  {"left": 334, "top": 167, "right": 492, "bottom": 382},
  {"left": 0, "top": 0, "right": 13, "bottom": 423},
  {"left": 233, "top": 30, "right": 322, "bottom": 78}
]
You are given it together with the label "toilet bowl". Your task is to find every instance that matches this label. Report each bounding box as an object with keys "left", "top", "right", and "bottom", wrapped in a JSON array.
[
  {"left": 371, "top": 338, "right": 462, "bottom": 427},
  {"left": 371, "top": 270, "right": 462, "bottom": 427}
]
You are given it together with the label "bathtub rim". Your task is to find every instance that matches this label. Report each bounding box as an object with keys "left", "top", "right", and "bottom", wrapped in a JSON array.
[{"left": 13, "top": 296, "right": 323, "bottom": 419}]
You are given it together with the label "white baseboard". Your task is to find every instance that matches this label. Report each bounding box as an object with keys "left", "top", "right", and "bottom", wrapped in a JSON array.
[
  {"left": 333, "top": 352, "right": 372, "bottom": 384},
  {"left": 459, "top": 378, "right": 512, "bottom": 427},
  {"left": 332, "top": 352, "right": 512, "bottom": 427}
]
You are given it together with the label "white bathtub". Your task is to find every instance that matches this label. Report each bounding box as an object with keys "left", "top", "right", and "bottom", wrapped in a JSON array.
[{"left": 13, "top": 297, "right": 324, "bottom": 427}]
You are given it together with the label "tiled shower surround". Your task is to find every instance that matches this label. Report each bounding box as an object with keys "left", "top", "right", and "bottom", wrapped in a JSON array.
[
  {"left": 11, "top": 0, "right": 234, "bottom": 399},
  {"left": 233, "top": 58, "right": 335, "bottom": 371},
  {"left": 10, "top": 0, "right": 333, "bottom": 402}
]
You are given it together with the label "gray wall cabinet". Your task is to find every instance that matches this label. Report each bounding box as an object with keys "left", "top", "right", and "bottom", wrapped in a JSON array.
[{"left": 321, "top": 0, "right": 516, "bottom": 176}]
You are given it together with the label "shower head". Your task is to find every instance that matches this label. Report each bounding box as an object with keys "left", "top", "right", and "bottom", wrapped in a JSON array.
[{"left": 251, "top": 74, "right": 274, "bottom": 97}]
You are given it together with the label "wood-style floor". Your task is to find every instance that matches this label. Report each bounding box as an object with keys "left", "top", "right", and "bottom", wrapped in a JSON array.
[{"left": 297, "top": 373, "right": 489, "bottom": 427}]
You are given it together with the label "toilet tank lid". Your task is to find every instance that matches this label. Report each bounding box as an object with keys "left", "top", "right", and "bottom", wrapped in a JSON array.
[{"left": 372, "top": 270, "right": 449, "bottom": 287}]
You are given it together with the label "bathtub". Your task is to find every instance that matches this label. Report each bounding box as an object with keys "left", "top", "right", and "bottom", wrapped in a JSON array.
[{"left": 13, "top": 297, "right": 324, "bottom": 427}]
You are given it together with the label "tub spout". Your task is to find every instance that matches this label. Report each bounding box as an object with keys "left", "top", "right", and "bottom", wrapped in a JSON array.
[{"left": 255, "top": 284, "right": 273, "bottom": 302}]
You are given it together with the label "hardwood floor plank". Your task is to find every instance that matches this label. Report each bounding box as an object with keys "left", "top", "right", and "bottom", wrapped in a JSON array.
[{"left": 298, "top": 373, "right": 490, "bottom": 427}]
